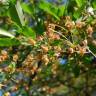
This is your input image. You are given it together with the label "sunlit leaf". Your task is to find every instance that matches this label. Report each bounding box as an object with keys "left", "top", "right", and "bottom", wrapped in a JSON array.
[
  {"left": 0, "top": 38, "right": 20, "bottom": 46},
  {"left": 58, "top": 5, "right": 65, "bottom": 17},
  {"left": 22, "top": 26, "right": 36, "bottom": 39},
  {"left": 39, "top": 1, "right": 60, "bottom": 20},
  {"left": 21, "top": 3, "right": 33, "bottom": 15},
  {"left": 9, "top": 1, "right": 25, "bottom": 26},
  {"left": 75, "top": 0, "right": 83, "bottom": 7},
  {"left": 92, "top": 0, "right": 96, "bottom": 9},
  {"left": 15, "top": 1, "right": 25, "bottom": 26},
  {"left": 0, "top": 29, "right": 14, "bottom": 38}
]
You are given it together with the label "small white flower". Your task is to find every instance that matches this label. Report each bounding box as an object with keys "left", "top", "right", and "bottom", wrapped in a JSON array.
[{"left": 87, "top": 7, "right": 94, "bottom": 15}]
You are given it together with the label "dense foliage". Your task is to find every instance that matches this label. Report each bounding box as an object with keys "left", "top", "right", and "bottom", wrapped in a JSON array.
[{"left": 0, "top": 0, "right": 96, "bottom": 96}]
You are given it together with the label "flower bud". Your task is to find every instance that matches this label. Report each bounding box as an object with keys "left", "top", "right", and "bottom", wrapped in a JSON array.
[
  {"left": 76, "top": 21, "right": 85, "bottom": 29},
  {"left": 41, "top": 45, "right": 48, "bottom": 53},
  {"left": 92, "top": 40, "right": 96, "bottom": 46},
  {"left": 42, "top": 55, "right": 49, "bottom": 65},
  {"left": 54, "top": 34, "right": 60, "bottom": 40},
  {"left": 65, "top": 16, "right": 71, "bottom": 20},
  {"left": 48, "top": 23, "right": 55, "bottom": 29},
  {"left": 28, "top": 38, "right": 36, "bottom": 46},
  {"left": 13, "top": 54, "right": 18, "bottom": 62},
  {"left": 67, "top": 48, "right": 74, "bottom": 54},
  {"left": 78, "top": 47, "right": 87, "bottom": 56},
  {"left": 80, "top": 40, "right": 88, "bottom": 46},
  {"left": 86, "top": 26, "right": 93, "bottom": 35},
  {"left": 65, "top": 21, "right": 74, "bottom": 29},
  {"left": 1, "top": 50, "right": 7, "bottom": 56},
  {"left": 37, "top": 35, "right": 43, "bottom": 41}
]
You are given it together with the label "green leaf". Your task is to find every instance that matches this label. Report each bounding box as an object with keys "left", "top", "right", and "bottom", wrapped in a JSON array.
[
  {"left": 51, "top": 40, "right": 61, "bottom": 46},
  {"left": 35, "top": 20, "right": 45, "bottom": 35},
  {"left": 21, "top": 3, "right": 33, "bottom": 15},
  {"left": 22, "top": 26, "right": 36, "bottom": 39},
  {"left": 9, "top": 1, "right": 25, "bottom": 26},
  {"left": 82, "top": 55, "right": 92, "bottom": 65},
  {"left": 9, "top": 4, "right": 21, "bottom": 26},
  {"left": 73, "top": 65, "right": 80, "bottom": 77},
  {"left": 39, "top": 1, "right": 60, "bottom": 20},
  {"left": 0, "top": 38, "right": 20, "bottom": 46},
  {"left": 75, "top": 0, "right": 83, "bottom": 7},
  {"left": 0, "top": 29, "right": 14, "bottom": 38},
  {"left": 58, "top": 5, "right": 65, "bottom": 17},
  {"left": 9, "top": 0, "right": 17, "bottom": 4},
  {"left": 15, "top": 1, "right": 25, "bottom": 26},
  {"left": 73, "top": 9, "right": 81, "bottom": 19},
  {"left": 92, "top": 1, "right": 96, "bottom": 9},
  {"left": 48, "top": 50, "right": 55, "bottom": 56},
  {"left": 9, "top": 62, "right": 16, "bottom": 68}
]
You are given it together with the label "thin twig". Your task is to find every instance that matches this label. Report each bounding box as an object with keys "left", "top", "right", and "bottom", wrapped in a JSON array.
[
  {"left": 51, "top": 28, "right": 74, "bottom": 46},
  {"left": 87, "top": 47, "right": 96, "bottom": 58},
  {"left": 54, "top": 24, "right": 67, "bottom": 31}
]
